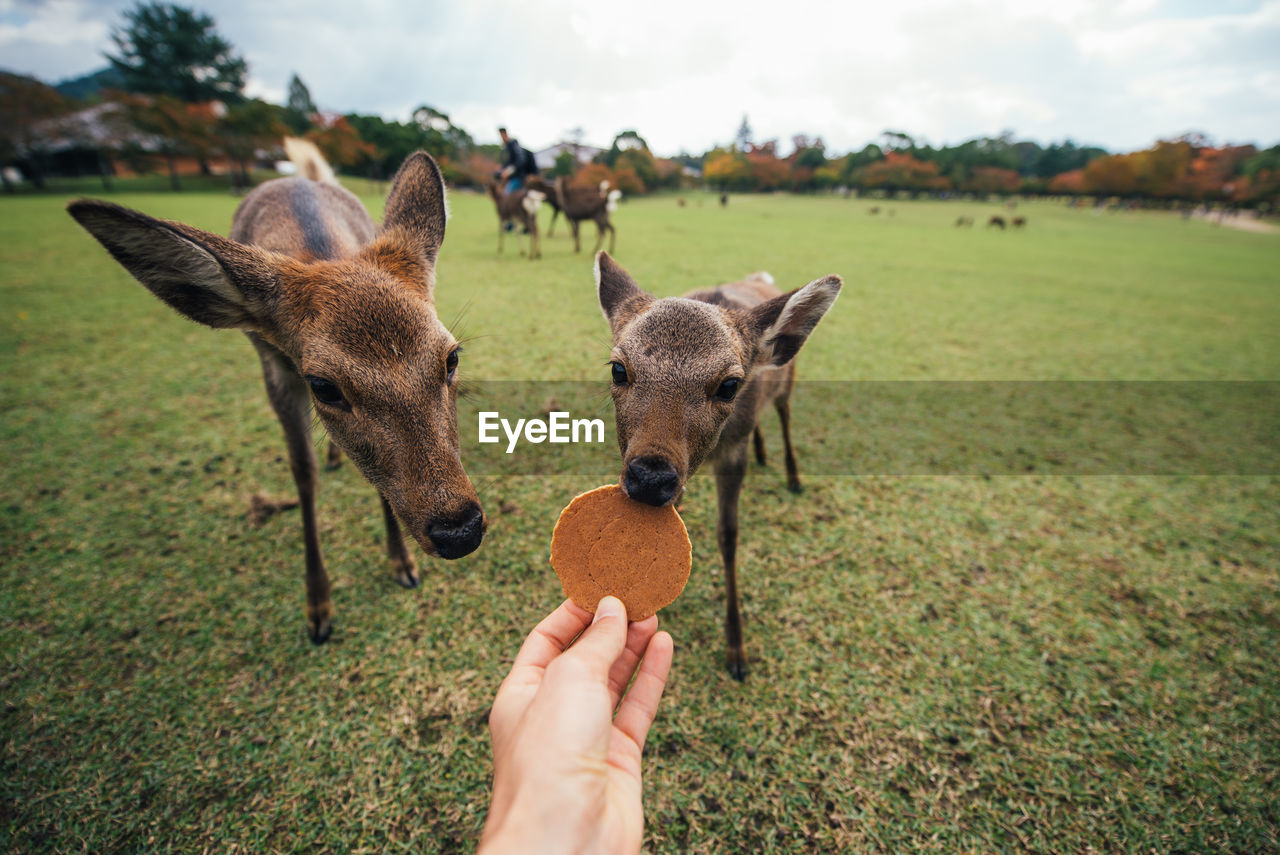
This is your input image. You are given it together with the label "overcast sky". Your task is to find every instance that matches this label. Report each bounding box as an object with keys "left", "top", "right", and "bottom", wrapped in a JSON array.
[{"left": 3, "top": 0, "right": 1277, "bottom": 156}]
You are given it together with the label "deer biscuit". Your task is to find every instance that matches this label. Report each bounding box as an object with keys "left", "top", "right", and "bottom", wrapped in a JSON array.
[{"left": 550, "top": 484, "right": 691, "bottom": 621}]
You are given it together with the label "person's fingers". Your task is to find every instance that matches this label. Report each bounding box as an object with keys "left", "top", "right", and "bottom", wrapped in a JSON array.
[
  {"left": 490, "top": 600, "right": 593, "bottom": 748},
  {"left": 510, "top": 599, "right": 594, "bottom": 671},
  {"left": 558, "top": 596, "right": 629, "bottom": 677},
  {"left": 606, "top": 616, "right": 659, "bottom": 709},
  {"left": 612, "top": 630, "right": 674, "bottom": 754}
]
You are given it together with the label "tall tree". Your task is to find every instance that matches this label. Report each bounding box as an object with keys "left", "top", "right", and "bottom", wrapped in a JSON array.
[
  {"left": 106, "top": 2, "right": 247, "bottom": 103},
  {"left": 410, "top": 105, "right": 474, "bottom": 162},
  {"left": 283, "top": 73, "right": 316, "bottom": 134},
  {"left": 221, "top": 98, "right": 287, "bottom": 189},
  {"left": 734, "top": 115, "right": 752, "bottom": 150},
  {"left": 286, "top": 74, "right": 316, "bottom": 117}
]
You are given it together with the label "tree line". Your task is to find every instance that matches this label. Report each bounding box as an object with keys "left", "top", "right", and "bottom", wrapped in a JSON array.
[{"left": 1, "top": 1, "right": 1277, "bottom": 210}]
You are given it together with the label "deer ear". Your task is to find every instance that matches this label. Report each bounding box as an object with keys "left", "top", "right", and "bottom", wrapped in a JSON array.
[
  {"left": 745, "top": 275, "right": 843, "bottom": 366},
  {"left": 595, "top": 251, "right": 651, "bottom": 331},
  {"left": 68, "top": 199, "right": 280, "bottom": 331},
  {"left": 383, "top": 150, "right": 447, "bottom": 265}
]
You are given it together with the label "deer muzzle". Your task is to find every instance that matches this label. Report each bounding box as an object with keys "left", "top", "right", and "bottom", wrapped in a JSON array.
[
  {"left": 622, "top": 455, "right": 681, "bottom": 507},
  {"left": 426, "top": 502, "right": 485, "bottom": 559}
]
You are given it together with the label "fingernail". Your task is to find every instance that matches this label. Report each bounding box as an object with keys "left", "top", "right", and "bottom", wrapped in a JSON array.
[{"left": 594, "top": 596, "right": 623, "bottom": 623}]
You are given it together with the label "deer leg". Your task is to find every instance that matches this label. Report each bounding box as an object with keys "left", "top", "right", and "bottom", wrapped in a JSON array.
[
  {"left": 592, "top": 219, "right": 606, "bottom": 254},
  {"left": 497, "top": 220, "right": 504, "bottom": 254},
  {"left": 547, "top": 208, "right": 558, "bottom": 237},
  {"left": 714, "top": 443, "right": 750, "bottom": 680},
  {"left": 380, "top": 494, "right": 418, "bottom": 588},
  {"left": 607, "top": 221, "right": 616, "bottom": 254},
  {"left": 252, "top": 338, "right": 332, "bottom": 644},
  {"left": 753, "top": 424, "right": 767, "bottom": 465},
  {"left": 325, "top": 439, "right": 343, "bottom": 470},
  {"left": 776, "top": 397, "right": 801, "bottom": 493},
  {"left": 528, "top": 219, "right": 539, "bottom": 260},
  {"left": 570, "top": 220, "right": 581, "bottom": 253}
]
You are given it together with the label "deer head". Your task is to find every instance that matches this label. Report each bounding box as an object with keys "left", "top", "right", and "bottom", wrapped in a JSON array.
[
  {"left": 68, "top": 153, "right": 485, "bottom": 559},
  {"left": 595, "top": 251, "right": 841, "bottom": 506}
]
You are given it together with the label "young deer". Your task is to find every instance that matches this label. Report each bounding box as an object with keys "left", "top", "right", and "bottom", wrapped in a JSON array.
[
  {"left": 486, "top": 181, "right": 544, "bottom": 258},
  {"left": 594, "top": 251, "right": 841, "bottom": 679},
  {"left": 554, "top": 176, "right": 621, "bottom": 254},
  {"left": 67, "top": 142, "right": 485, "bottom": 644}
]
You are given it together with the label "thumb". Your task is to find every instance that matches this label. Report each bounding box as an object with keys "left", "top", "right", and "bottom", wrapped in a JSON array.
[{"left": 562, "top": 596, "right": 628, "bottom": 676}]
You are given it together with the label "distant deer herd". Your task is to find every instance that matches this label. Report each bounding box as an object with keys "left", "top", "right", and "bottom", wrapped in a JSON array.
[{"left": 70, "top": 137, "right": 1040, "bottom": 676}]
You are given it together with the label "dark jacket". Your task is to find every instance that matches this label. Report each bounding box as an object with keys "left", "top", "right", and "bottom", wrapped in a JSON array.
[{"left": 503, "top": 138, "right": 538, "bottom": 177}]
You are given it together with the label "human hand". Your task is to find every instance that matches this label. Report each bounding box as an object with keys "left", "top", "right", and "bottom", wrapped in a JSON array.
[{"left": 480, "top": 596, "right": 674, "bottom": 855}]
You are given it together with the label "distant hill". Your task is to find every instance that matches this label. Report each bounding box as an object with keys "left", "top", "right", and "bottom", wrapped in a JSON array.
[{"left": 55, "top": 67, "right": 123, "bottom": 101}]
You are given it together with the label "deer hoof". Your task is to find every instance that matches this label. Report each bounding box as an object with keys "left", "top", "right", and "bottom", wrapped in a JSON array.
[
  {"left": 726, "top": 647, "right": 748, "bottom": 682},
  {"left": 787, "top": 480, "right": 803, "bottom": 494},
  {"left": 307, "top": 602, "right": 334, "bottom": 644},
  {"left": 393, "top": 557, "right": 420, "bottom": 589},
  {"left": 308, "top": 617, "right": 333, "bottom": 645}
]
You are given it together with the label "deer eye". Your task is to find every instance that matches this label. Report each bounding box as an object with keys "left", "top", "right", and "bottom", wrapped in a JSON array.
[
  {"left": 610, "top": 361, "right": 629, "bottom": 386},
  {"left": 714, "top": 377, "right": 741, "bottom": 402},
  {"left": 306, "top": 376, "right": 349, "bottom": 410},
  {"left": 445, "top": 348, "right": 459, "bottom": 382}
]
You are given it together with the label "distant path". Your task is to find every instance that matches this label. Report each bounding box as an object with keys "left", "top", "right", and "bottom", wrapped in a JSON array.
[{"left": 1190, "top": 210, "right": 1279, "bottom": 234}]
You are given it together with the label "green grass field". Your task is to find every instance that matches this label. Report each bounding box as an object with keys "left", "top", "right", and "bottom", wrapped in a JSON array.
[{"left": 2, "top": 182, "right": 1278, "bottom": 852}]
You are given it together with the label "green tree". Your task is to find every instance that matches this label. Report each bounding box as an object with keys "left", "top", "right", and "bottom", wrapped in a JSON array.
[
  {"left": 552, "top": 149, "right": 577, "bottom": 178},
  {"left": 221, "top": 98, "right": 287, "bottom": 190},
  {"left": 1034, "top": 140, "right": 1107, "bottom": 179},
  {"left": 411, "top": 105, "right": 474, "bottom": 161},
  {"left": 344, "top": 113, "right": 426, "bottom": 177},
  {"left": 106, "top": 2, "right": 247, "bottom": 103},
  {"left": 1240, "top": 145, "right": 1280, "bottom": 208},
  {"left": 283, "top": 73, "right": 316, "bottom": 134}
]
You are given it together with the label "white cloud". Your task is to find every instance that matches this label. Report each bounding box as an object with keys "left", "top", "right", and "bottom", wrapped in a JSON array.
[{"left": 2, "top": 0, "right": 1276, "bottom": 153}]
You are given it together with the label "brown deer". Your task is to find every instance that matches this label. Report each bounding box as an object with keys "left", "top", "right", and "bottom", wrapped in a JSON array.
[
  {"left": 487, "top": 181, "right": 544, "bottom": 258},
  {"left": 525, "top": 175, "right": 563, "bottom": 236},
  {"left": 67, "top": 141, "right": 485, "bottom": 644},
  {"left": 594, "top": 251, "right": 842, "bottom": 679},
  {"left": 987, "top": 215, "right": 1007, "bottom": 229},
  {"left": 553, "top": 176, "right": 621, "bottom": 254},
  {"left": 1012, "top": 216, "right": 1027, "bottom": 228}
]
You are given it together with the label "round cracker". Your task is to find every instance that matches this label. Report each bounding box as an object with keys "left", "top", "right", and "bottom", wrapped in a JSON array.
[{"left": 550, "top": 484, "right": 691, "bottom": 620}]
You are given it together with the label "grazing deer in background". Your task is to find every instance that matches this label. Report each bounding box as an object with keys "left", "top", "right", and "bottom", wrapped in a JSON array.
[
  {"left": 955, "top": 215, "right": 974, "bottom": 227},
  {"left": 68, "top": 140, "right": 485, "bottom": 644},
  {"left": 987, "top": 215, "right": 1007, "bottom": 229},
  {"left": 1012, "top": 216, "right": 1027, "bottom": 228},
  {"left": 487, "top": 180, "right": 544, "bottom": 258},
  {"left": 594, "top": 251, "right": 842, "bottom": 679},
  {"left": 553, "top": 176, "right": 621, "bottom": 254}
]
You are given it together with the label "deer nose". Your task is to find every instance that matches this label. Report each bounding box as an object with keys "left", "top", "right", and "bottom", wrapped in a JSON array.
[
  {"left": 624, "top": 456, "right": 680, "bottom": 507},
  {"left": 427, "top": 502, "right": 485, "bottom": 560}
]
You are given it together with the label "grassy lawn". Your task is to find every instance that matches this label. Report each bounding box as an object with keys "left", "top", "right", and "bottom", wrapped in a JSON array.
[{"left": 2, "top": 181, "right": 1278, "bottom": 852}]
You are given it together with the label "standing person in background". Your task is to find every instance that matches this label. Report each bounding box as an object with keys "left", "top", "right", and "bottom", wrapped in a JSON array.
[{"left": 499, "top": 127, "right": 538, "bottom": 195}]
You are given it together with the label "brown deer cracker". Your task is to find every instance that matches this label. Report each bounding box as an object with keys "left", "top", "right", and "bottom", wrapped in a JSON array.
[{"left": 550, "top": 484, "right": 691, "bottom": 620}]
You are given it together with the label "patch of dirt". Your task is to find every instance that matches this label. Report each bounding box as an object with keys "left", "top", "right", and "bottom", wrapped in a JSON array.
[{"left": 1191, "top": 211, "right": 1279, "bottom": 234}]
